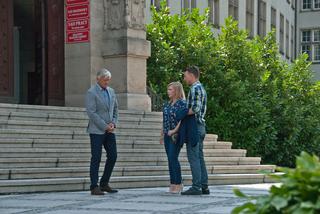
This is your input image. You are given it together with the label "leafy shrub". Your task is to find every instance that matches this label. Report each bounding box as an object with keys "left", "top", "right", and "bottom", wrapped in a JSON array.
[
  {"left": 147, "top": 1, "right": 320, "bottom": 167},
  {"left": 232, "top": 152, "right": 320, "bottom": 214}
]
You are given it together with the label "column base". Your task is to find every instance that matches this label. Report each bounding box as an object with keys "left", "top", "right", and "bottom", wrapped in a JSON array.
[{"left": 117, "top": 93, "right": 151, "bottom": 111}]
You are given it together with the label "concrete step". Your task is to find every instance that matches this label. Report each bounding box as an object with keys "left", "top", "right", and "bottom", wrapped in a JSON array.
[
  {"left": 0, "top": 165, "right": 275, "bottom": 180},
  {"left": 0, "top": 173, "right": 274, "bottom": 194},
  {"left": 0, "top": 148, "right": 247, "bottom": 158},
  {"left": 0, "top": 112, "right": 163, "bottom": 126},
  {"left": 0, "top": 156, "right": 261, "bottom": 169},
  {"left": 0, "top": 138, "right": 232, "bottom": 149},
  {"left": 0, "top": 129, "right": 218, "bottom": 142},
  {"left": 0, "top": 103, "right": 275, "bottom": 195},
  {"left": 0, "top": 119, "right": 162, "bottom": 131},
  {"left": 0, "top": 103, "right": 162, "bottom": 119}
]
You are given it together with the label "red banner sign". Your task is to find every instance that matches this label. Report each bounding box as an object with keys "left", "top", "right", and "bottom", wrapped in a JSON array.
[
  {"left": 65, "top": 0, "right": 90, "bottom": 43},
  {"left": 66, "top": 0, "right": 89, "bottom": 5},
  {"left": 66, "top": 4, "right": 89, "bottom": 20},
  {"left": 67, "top": 18, "right": 89, "bottom": 31},
  {"left": 67, "top": 31, "right": 89, "bottom": 43}
]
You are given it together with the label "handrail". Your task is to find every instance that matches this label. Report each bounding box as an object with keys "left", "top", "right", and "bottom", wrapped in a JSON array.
[{"left": 147, "top": 87, "right": 164, "bottom": 112}]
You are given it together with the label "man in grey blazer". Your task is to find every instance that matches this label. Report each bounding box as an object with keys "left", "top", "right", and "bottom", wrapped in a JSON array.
[{"left": 85, "top": 68, "right": 119, "bottom": 195}]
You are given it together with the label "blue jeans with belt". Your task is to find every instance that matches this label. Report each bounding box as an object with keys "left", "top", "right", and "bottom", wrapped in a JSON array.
[
  {"left": 164, "top": 135, "right": 182, "bottom": 184},
  {"left": 89, "top": 133, "right": 117, "bottom": 190},
  {"left": 186, "top": 122, "right": 208, "bottom": 190}
]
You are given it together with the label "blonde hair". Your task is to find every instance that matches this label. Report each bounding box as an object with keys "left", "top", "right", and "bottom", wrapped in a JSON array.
[{"left": 167, "top": 82, "right": 186, "bottom": 100}]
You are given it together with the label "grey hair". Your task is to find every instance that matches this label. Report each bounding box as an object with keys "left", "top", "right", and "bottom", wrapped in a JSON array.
[{"left": 96, "top": 68, "right": 112, "bottom": 78}]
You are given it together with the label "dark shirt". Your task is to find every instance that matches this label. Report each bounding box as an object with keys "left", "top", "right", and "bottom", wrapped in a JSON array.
[{"left": 175, "top": 107, "right": 199, "bottom": 147}]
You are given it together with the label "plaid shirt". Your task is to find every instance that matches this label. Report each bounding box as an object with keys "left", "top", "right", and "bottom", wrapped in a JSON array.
[{"left": 187, "top": 81, "right": 207, "bottom": 124}]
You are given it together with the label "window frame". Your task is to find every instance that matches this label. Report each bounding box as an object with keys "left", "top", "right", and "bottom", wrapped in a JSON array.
[{"left": 302, "top": 0, "right": 312, "bottom": 10}]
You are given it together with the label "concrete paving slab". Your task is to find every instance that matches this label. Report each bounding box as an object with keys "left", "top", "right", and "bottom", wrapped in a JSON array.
[
  {"left": 0, "top": 183, "right": 278, "bottom": 214},
  {"left": 0, "top": 208, "right": 32, "bottom": 214}
]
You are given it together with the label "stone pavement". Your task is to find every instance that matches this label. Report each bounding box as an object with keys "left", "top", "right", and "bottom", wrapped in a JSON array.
[{"left": 0, "top": 183, "right": 277, "bottom": 214}]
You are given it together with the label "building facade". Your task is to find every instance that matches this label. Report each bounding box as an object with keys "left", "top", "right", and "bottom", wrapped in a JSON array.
[
  {"left": 0, "top": 0, "right": 151, "bottom": 110},
  {"left": 147, "top": 0, "right": 319, "bottom": 77},
  {"left": 0, "top": 0, "right": 319, "bottom": 109},
  {"left": 297, "top": 0, "right": 320, "bottom": 79}
]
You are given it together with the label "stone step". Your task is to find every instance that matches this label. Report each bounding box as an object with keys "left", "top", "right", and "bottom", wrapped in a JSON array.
[
  {"left": 0, "top": 129, "right": 218, "bottom": 142},
  {"left": 0, "top": 119, "right": 162, "bottom": 131},
  {"left": 0, "top": 173, "right": 274, "bottom": 194},
  {"left": 0, "top": 111, "right": 163, "bottom": 126},
  {"left": 0, "top": 165, "right": 275, "bottom": 180},
  {"left": 0, "top": 138, "right": 232, "bottom": 149},
  {"left": 0, "top": 157, "right": 261, "bottom": 169},
  {"left": 0, "top": 103, "right": 276, "bottom": 195},
  {"left": 0, "top": 148, "right": 247, "bottom": 158},
  {"left": 0, "top": 103, "right": 162, "bottom": 118}
]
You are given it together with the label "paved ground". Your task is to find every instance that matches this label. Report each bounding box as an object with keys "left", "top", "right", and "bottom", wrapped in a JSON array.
[{"left": 0, "top": 184, "right": 276, "bottom": 214}]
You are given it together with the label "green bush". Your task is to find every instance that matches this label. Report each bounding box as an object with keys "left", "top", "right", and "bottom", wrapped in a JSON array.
[
  {"left": 146, "top": 1, "right": 320, "bottom": 167},
  {"left": 232, "top": 152, "right": 320, "bottom": 214}
]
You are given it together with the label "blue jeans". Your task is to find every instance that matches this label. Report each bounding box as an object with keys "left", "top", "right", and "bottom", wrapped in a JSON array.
[
  {"left": 164, "top": 135, "right": 182, "bottom": 184},
  {"left": 186, "top": 122, "right": 208, "bottom": 190},
  {"left": 89, "top": 133, "right": 117, "bottom": 190}
]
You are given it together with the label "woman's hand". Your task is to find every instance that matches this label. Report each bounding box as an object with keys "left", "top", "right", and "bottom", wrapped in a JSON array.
[
  {"left": 160, "top": 138, "right": 164, "bottom": 145},
  {"left": 168, "top": 130, "right": 175, "bottom": 136},
  {"left": 160, "top": 130, "right": 164, "bottom": 144}
]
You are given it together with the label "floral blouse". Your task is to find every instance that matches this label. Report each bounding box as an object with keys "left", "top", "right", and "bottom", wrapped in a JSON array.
[{"left": 162, "top": 99, "right": 187, "bottom": 135}]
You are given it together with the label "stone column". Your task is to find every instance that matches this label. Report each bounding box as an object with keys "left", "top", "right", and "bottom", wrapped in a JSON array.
[{"left": 102, "top": 0, "right": 151, "bottom": 111}]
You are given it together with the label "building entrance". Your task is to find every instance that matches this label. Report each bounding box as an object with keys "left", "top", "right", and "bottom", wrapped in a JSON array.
[{"left": 0, "top": 0, "right": 65, "bottom": 106}]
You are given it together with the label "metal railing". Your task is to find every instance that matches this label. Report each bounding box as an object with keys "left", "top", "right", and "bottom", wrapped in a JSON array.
[{"left": 147, "top": 86, "right": 164, "bottom": 112}]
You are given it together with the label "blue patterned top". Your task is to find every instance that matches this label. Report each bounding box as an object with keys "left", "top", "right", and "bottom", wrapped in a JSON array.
[{"left": 162, "top": 99, "right": 187, "bottom": 134}]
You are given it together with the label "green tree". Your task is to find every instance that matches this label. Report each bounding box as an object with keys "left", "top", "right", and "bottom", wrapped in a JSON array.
[{"left": 147, "top": 1, "right": 320, "bottom": 167}]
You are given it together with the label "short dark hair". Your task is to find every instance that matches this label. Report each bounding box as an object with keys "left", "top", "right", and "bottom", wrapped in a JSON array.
[{"left": 185, "top": 65, "right": 200, "bottom": 78}]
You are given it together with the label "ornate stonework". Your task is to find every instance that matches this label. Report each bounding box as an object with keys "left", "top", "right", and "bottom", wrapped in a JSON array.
[{"left": 104, "top": 0, "right": 145, "bottom": 31}]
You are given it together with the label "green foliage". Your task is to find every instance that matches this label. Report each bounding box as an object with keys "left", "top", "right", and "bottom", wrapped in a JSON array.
[
  {"left": 232, "top": 152, "right": 320, "bottom": 214},
  {"left": 147, "top": 1, "right": 216, "bottom": 98},
  {"left": 146, "top": 1, "right": 320, "bottom": 167}
]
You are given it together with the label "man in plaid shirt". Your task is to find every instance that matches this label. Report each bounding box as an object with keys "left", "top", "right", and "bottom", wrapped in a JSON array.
[{"left": 181, "top": 65, "right": 210, "bottom": 195}]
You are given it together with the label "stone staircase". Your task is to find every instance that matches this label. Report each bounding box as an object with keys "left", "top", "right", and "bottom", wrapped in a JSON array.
[{"left": 0, "top": 103, "right": 275, "bottom": 194}]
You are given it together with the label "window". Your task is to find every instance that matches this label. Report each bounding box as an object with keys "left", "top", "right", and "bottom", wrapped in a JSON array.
[
  {"left": 303, "top": 0, "right": 312, "bottom": 9},
  {"left": 214, "top": 0, "right": 220, "bottom": 26},
  {"left": 300, "top": 29, "right": 320, "bottom": 62},
  {"left": 291, "top": 25, "right": 295, "bottom": 60},
  {"left": 271, "top": 7, "right": 277, "bottom": 32},
  {"left": 258, "top": 0, "right": 266, "bottom": 37},
  {"left": 315, "top": 0, "right": 320, "bottom": 8},
  {"left": 314, "top": 30, "right": 320, "bottom": 42},
  {"left": 315, "top": 45, "right": 320, "bottom": 61},
  {"left": 151, "top": 0, "right": 161, "bottom": 10},
  {"left": 208, "top": 0, "right": 219, "bottom": 27},
  {"left": 292, "top": 0, "right": 295, "bottom": 9},
  {"left": 191, "top": 0, "right": 197, "bottom": 9},
  {"left": 280, "top": 14, "right": 284, "bottom": 53},
  {"left": 246, "top": 0, "right": 254, "bottom": 37},
  {"left": 228, "top": 0, "right": 239, "bottom": 20},
  {"left": 302, "top": 30, "right": 311, "bottom": 42},
  {"left": 208, "top": 0, "right": 214, "bottom": 23},
  {"left": 183, "top": 0, "right": 190, "bottom": 10},
  {"left": 302, "top": 44, "right": 312, "bottom": 60},
  {"left": 286, "top": 20, "right": 290, "bottom": 58}
]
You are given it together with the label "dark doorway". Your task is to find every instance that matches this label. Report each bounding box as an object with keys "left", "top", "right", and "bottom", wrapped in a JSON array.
[{"left": 0, "top": 0, "right": 65, "bottom": 106}]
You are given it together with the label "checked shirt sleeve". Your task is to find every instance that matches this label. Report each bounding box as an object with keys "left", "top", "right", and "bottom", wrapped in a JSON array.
[{"left": 189, "top": 86, "right": 202, "bottom": 114}]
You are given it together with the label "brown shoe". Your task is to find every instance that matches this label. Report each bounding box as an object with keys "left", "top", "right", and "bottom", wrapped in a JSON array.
[
  {"left": 100, "top": 185, "right": 118, "bottom": 193},
  {"left": 91, "top": 186, "right": 105, "bottom": 195}
]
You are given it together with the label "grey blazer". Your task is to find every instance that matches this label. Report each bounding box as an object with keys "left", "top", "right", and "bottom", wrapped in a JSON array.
[{"left": 85, "top": 84, "right": 119, "bottom": 134}]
